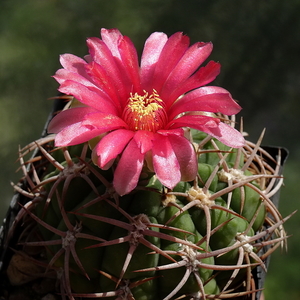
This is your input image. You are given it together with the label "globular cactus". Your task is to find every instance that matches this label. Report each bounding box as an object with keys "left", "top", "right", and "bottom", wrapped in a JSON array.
[{"left": 0, "top": 29, "right": 293, "bottom": 300}]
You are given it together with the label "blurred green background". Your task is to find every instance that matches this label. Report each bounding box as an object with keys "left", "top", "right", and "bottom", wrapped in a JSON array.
[{"left": 0, "top": 0, "right": 299, "bottom": 299}]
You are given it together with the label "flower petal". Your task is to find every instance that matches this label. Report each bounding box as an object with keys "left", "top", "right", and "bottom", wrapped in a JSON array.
[
  {"left": 160, "top": 42, "right": 213, "bottom": 103},
  {"left": 170, "top": 115, "right": 245, "bottom": 148},
  {"left": 207, "top": 122, "right": 245, "bottom": 148},
  {"left": 54, "top": 54, "right": 97, "bottom": 89},
  {"left": 48, "top": 106, "right": 97, "bottom": 134},
  {"left": 140, "top": 32, "right": 168, "bottom": 90},
  {"left": 49, "top": 107, "right": 128, "bottom": 147},
  {"left": 118, "top": 36, "right": 141, "bottom": 93},
  {"left": 98, "top": 30, "right": 141, "bottom": 94},
  {"left": 95, "top": 129, "right": 134, "bottom": 168},
  {"left": 58, "top": 80, "right": 118, "bottom": 115},
  {"left": 59, "top": 53, "right": 88, "bottom": 73},
  {"left": 168, "top": 114, "right": 220, "bottom": 130},
  {"left": 54, "top": 68, "right": 94, "bottom": 89},
  {"left": 53, "top": 122, "right": 106, "bottom": 147},
  {"left": 168, "top": 86, "right": 241, "bottom": 120},
  {"left": 167, "top": 134, "right": 198, "bottom": 182},
  {"left": 151, "top": 32, "right": 190, "bottom": 93},
  {"left": 157, "top": 128, "right": 184, "bottom": 137},
  {"left": 168, "top": 114, "right": 245, "bottom": 148},
  {"left": 81, "top": 112, "right": 128, "bottom": 131},
  {"left": 152, "top": 134, "right": 181, "bottom": 189},
  {"left": 84, "top": 61, "right": 122, "bottom": 111},
  {"left": 113, "top": 139, "right": 145, "bottom": 195},
  {"left": 168, "top": 60, "right": 221, "bottom": 102},
  {"left": 87, "top": 37, "right": 130, "bottom": 101},
  {"left": 100, "top": 28, "right": 123, "bottom": 59},
  {"left": 133, "top": 130, "right": 154, "bottom": 154}
]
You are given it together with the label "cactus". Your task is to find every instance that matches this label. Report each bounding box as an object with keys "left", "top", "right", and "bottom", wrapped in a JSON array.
[{"left": 0, "top": 29, "right": 293, "bottom": 300}]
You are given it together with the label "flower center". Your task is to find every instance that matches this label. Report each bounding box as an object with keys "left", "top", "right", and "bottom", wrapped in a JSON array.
[{"left": 123, "top": 89, "right": 167, "bottom": 132}]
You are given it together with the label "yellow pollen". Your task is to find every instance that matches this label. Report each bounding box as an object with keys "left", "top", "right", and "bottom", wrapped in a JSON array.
[
  {"left": 123, "top": 89, "right": 167, "bottom": 132},
  {"left": 129, "top": 90, "right": 163, "bottom": 114}
]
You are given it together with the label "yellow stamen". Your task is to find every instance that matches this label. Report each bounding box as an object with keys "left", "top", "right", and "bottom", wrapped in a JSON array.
[{"left": 123, "top": 89, "right": 167, "bottom": 132}]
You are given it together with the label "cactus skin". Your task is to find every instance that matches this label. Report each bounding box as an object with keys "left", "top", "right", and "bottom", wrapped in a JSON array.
[{"left": 0, "top": 112, "right": 292, "bottom": 300}]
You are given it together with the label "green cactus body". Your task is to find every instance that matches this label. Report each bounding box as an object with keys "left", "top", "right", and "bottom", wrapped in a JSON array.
[{"left": 3, "top": 127, "right": 290, "bottom": 300}]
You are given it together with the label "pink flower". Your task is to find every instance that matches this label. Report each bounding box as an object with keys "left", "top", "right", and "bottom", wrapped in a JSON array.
[{"left": 48, "top": 28, "right": 245, "bottom": 195}]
